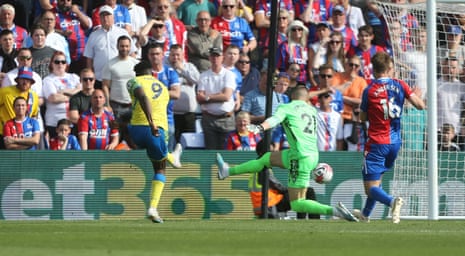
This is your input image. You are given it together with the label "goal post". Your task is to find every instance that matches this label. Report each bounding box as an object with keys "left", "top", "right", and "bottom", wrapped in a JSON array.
[{"left": 376, "top": 0, "right": 465, "bottom": 220}]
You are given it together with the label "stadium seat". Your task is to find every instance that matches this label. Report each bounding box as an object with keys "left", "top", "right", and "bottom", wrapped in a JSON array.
[{"left": 180, "top": 132, "right": 205, "bottom": 149}]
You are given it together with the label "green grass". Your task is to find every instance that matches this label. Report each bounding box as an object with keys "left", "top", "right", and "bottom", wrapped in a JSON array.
[{"left": 0, "top": 220, "right": 464, "bottom": 256}]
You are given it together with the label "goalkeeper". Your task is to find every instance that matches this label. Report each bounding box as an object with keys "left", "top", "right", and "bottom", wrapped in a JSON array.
[{"left": 216, "top": 85, "right": 358, "bottom": 221}]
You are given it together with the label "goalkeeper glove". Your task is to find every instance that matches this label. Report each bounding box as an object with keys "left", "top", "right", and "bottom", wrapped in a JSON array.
[{"left": 247, "top": 124, "right": 264, "bottom": 134}]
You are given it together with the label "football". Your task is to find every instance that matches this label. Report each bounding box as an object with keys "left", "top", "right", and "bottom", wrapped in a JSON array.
[{"left": 312, "top": 163, "right": 334, "bottom": 184}]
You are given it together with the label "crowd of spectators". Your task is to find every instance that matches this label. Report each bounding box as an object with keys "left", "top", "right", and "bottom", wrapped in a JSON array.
[{"left": 0, "top": 0, "right": 461, "bottom": 152}]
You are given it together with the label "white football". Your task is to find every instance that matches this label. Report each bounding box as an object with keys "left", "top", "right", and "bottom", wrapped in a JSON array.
[{"left": 312, "top": 163, "right": 334, "bottom": 184}]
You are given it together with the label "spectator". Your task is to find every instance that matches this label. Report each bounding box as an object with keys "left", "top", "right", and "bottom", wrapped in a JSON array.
[
  {"left": 236, "top": 52, "right": 260, "bottom": 100},
  {"left": 187, "top": 11, "right": 223, "bottom": 72},
  {"left": 49, "top": 118, "right": 81, "bottom": 150},
  {"left": 258, "top": 8, "right": 290, "bottom": 70},
  {"left": 329, "top": 5, "right": 357, "bottom": 53},
  {"left": 54, "top": 0, "right": 91, "bottom": 74},
  {"left": 438, "top": 25, "right": 465, "bottom": 68},
  {"left": 147, "top": 43, "right": 181, "bottom": 151},
  {"left": 168, "top": 44, "right": 200, "bottom": 144},
  {"left": 347, "top": 25, "right": 386, "bottom": 81},
  {"left": 254, "top": 0, "right": 294, "bottom": 67},
  {"left": 242, "top": 71, "right": 288, "bottom": 125},
  {"left": 2, "top": 96, "right": 40, "bottom": 150},
  {"left": 196, "top": 47, "right": 236, "bottom": 149},
  {"left": 102, "top": 35, "right": 138, "bottom": 122},
  {"left": 122, "top": 0, "right": 147, "bottom": 59},
  {"left": 438, "top": 123, "right": 461, "bottom": 151},
  {"left": 92, "top": 0, "right": 132, "bottom": 33},
  {"left": 139, "top": 17, "right": 170, "bottom": 61},
  {"left": 69, "top": 68, "right": 96, "bottom": 129},
  {"left": 0, "top": 67, "right": 40, "bottom": 149},
  {"left": 84, "top": 5, "right": 135, "bottom": 89},
  {"left": 214, "top": 0, "right": 254, "bottom": 23},
  {"left": 42, "top": 51, "right": 81, "bottom": 139},
  {"left": 211, "top": 0, "right": 257, "bottom": 54},
  {"left": 437, "top": 57, "right": 465, "bottom": 143},
  {"left": 176, "top": 0, "right": 217, "bottom": 30},
  {"left": 332, "top": 56, "right": 367, "bottom": 152},
  {"left": 316, "top": 92, "right": 344, "bottom": 151},
  {"left": 334, "top": 0, "right": 366, "bottom": 38},
  {"left": 78, "top": 89, "right": 119, "bottom": 150},
  {"left": 224, "top": 111, "right": 261, "bottom": 150},
  {"left": 29, "top": 24, "right": 56, "bottom": 79},
  {"left": 309, "top": 64, "right": 343, "bottom": 112},
  {"left": 0, "top": 29, "right": 17, "bottom": 78},
  {"left": 26, "top": 11, "right": 70, "bottom": 62},
  {"left": 151, "top": 0, "right": 187, "bottom": 56},
  {"left": 0, "top": 4, "right": 28, "bottom": 49},
  {"left": 222, "top": 44, "right": 242, "bottom": 112},
  {"left": 308, "top": 22, "right": 332, "bottom": 87},
  {"left": 284, "top": 63, "right": 302, "bottom": 97},
  {"left": 313, "top": 31, "right": 345, "bottom": 74},
  {"left": 276, "top": 20, "right": 309, "bottom": 83},
  {"left": 2, "top": 48, "right": 42, "bottom": 89}
]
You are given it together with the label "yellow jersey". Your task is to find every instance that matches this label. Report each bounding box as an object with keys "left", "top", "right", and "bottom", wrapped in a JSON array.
[
  {"left": 0, "top": 86, "right": 39, "bottom": 135},
  {"left": 127, "top": 75, "right": 169, "bottom": 131}
]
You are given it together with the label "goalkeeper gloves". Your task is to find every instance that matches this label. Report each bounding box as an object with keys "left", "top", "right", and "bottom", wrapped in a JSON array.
[{"left": 247, "top": 124, "right": 265, "bottom": 134}]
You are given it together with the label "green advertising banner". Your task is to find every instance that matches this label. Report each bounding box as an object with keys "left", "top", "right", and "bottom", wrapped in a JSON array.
[{"left": 0, "top": 150, "right": 394, "bottom": 220}]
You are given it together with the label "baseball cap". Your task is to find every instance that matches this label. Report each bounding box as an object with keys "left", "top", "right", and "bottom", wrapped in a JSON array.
[
  {"left": 448, "top": 25, "right": 462, "bottom": 35},
  {"left": 15, "top": 66, "right": 35, "bottom": 84},
  {"left": 99, "top": 5, "right": 113, "bottom": 15},
  {"left": 209, "top": 47, "right": 223, "bottom": 56},
  {"left": 332, "top": 5, "right": 345, "bottom": 15}
]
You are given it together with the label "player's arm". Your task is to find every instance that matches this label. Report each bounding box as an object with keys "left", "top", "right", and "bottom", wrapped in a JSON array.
[{"left": 407, "top": 93, "right": 426, "bottom": 110}]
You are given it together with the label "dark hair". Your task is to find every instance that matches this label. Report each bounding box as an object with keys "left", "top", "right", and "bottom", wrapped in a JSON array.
[
  {"left": 358, "top": 25, "right": 373, "bottom": 35},
  {"left": 0, "top": 29, "right": 13, "bottom": 38},
  {"left": 117, "top": 35, "right": 131, "bottom": 45},
  {"left": 13, "top": 96, "right": 27, "bottom": 106},
  {"left": 134, "top": 61, "right": 153, "bottom": 76},
  {"left": 56, "top": 118, "right": 73, "bottom": 127}
]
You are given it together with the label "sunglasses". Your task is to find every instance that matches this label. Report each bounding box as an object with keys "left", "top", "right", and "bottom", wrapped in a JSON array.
[
  {"left": 320, "top": 74, "right": 333, "bottom": 79},
  {"left": 82, "top": 77, "right": 94, "bottom": 82},
  {"left": 53, "top": 60, "right": 67, "bottom": 65},
  {"left": 290, "top": 68, "right": 300, "bottom": 72},
  {"left": 222, "top": 5, "right": 235, "bottom": 9},
  {"left": 18, "top": 56, "right": 32, "bottom": 61},
  {"left": 322, "top": 94, "right": 331, "bottom": 98},
  {"left": 291, "top": 27, "right": 303, "bottom": 32},
  {"left": 333, "top": 12, "right": 345, "bottom": 16},
  {"left": 152, "top": 24, "right": 164, "bottom": 29},
  {"left": 238, "top": 60, "right": 250, "bottom": 64},
  {"left": 329, "top": 40, "right": 342, "bottom": 44},
  {"left": 349, "top": 63, "right": 360, "bottom": 68}
]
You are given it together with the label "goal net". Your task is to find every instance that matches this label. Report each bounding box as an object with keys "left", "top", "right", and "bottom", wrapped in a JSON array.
[{"left": 378, "top": 1, "right": 465, "bottom": 219}]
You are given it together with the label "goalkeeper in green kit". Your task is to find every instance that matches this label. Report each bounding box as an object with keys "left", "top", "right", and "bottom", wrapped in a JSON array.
[{"left": 216, "top": 85, "right": 358, "bottom": 221}]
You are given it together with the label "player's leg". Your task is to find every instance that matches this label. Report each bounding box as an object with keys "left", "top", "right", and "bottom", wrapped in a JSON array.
[
  {"left": 145, "top": 128, "right": 169, "bottom": 223},
  {"left": 217, "top": 150, "right": 287, "bottom": 180},
  {"left": 286, "top": 156, "right": 358, "bottom": 221}
]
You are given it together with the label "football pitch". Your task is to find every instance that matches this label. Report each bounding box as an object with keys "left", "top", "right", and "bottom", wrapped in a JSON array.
[{"left": 0, "top": 220, "right": 464, "bottom": 256}]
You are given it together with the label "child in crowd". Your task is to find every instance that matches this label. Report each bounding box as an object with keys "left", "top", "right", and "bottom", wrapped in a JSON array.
[{"left": 49, "top": 119, "right": 81, "bottom": 150}]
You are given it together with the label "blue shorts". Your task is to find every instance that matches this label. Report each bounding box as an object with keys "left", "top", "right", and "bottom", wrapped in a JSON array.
[
  {"left": 362, "top": 143, "right": 401, "bottom": 181},
  {"left": 128, "top": 125, "right": 168, "bottom": 161}
]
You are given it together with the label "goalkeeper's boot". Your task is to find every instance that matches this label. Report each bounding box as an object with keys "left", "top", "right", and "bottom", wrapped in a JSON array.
[
  {"left": 147, "top": 208, "right": 164, "bottom": 223},
  {"left": 170, "top": 143, "right": 183, "bottom": 168},
  {"left": 216, "top": 153, "right": 230, "bottom": 180},
  {"left": 391, "top": 197, "right": 404, "bottom": 224},
  {"left": 335, "top": 202, "right": 359, "bottom": 222},
  {"left": 352, "top": 209, "right": 370, "bottom": 223}
]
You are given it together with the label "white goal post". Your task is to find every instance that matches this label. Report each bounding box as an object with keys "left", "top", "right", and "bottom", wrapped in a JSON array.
[{"left": 376, "top": 0, "right": 465, "bottom": 220}]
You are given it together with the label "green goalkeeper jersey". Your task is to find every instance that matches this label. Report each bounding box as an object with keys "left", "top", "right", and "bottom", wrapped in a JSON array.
[{"left": 273, "top": 100, "right": 318, "bottom": 159}]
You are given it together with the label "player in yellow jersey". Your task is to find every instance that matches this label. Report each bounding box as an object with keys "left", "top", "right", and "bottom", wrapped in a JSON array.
[{"left": 126, "top": 61, "right": 183, "bottom": 223}]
